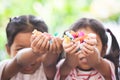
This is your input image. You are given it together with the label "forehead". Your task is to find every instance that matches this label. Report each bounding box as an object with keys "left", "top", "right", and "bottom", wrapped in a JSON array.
[
  {"left": 77, "top": 27, "right": 101, "bottom": 41},
  {"left": 77, "top": 27, "right": 95, "bottom": 34},
  {"left": 12, "top": 32, "right": 32, "bottom": 47}
]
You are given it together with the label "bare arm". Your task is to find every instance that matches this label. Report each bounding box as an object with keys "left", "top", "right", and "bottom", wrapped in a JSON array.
[
  {"left": 43, "top": 52, "right": 60, "bottom": 80},
  {"left": 2, "top": 48, "right": 40, "bottom": 80},
  {"left": 59, "top": 60, "right": 74, "bottom": 80},
  {"left": 59, "top": 40, "right": 80, "bottom": 80},
  {"left": 82, "top": 33, "right": 112, "bottom": 80},
  {"left": 43, "top": 37, "right": 63, "bottom": 80},
  {"left": 93, "top": 58, "right": 112, "bottom": 80}
]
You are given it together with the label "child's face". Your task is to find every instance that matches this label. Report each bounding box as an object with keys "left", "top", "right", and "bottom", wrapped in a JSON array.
[
  {"left": 6, "top": 32, "right": 43, "bottom": 74},
  {"left": 76, "top": 27, "right": 103, "bottom": 70}
]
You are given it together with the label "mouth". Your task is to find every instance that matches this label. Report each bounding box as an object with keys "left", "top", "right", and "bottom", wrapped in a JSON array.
[{"left": 23, "top": 65, "right": 34, "bottom": 71}]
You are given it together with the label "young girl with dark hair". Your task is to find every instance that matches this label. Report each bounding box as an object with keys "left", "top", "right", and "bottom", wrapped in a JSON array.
[
  {"left": 0, "top": 15, "right": 63, "bottom": 80},
  {"left": 55, "top": 18, "right": 119, "bottom": 80}
]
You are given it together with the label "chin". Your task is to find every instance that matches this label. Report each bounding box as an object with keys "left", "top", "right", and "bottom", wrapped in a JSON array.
[
  {"left": 77, "top": 65, "right": 92, "bottom": 71},
  {"left": 21, "top": 70, "right": 36, "bottom": 74}
]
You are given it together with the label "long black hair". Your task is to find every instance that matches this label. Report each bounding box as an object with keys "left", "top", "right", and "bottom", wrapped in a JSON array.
[{"left": 104, "top": 29, "right": 120, "bottom": 80}]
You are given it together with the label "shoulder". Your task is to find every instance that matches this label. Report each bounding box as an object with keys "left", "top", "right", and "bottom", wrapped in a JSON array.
[
  {"left": 0, "top": 59, "right": 11, "bottom": 69},
  {"left": 103, "top": 59, "right": 115, "bottom": 68},
  {"left": 0, "top": 59, "right": 11, "bottom": 79},
  {"left": 103, "top": 59, "right": 116, "bottom": 79}
]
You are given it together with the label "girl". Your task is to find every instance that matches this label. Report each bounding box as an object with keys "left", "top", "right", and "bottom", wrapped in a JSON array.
[
  {"left": 55, "top": 18, "right": 119, "bottom": 80},
  {"left": 0, "top": 15, "right": 63, "bottom": 80}
]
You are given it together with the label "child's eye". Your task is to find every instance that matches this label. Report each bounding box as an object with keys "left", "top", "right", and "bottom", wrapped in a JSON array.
[{"left": 16, "top": 48, "right": 23, "bottom": 51}]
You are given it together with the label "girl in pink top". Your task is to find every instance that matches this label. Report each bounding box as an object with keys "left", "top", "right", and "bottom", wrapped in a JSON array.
[{"left": 55, "top": 18, "right": 119, "bottom": 80}]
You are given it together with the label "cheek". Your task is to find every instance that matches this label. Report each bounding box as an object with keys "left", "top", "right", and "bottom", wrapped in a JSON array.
[
  {"left": 10, "top": 50, "right": 17, "bottom": 58},
  {"left": 96, "top": 43, "right": 103, "bottom": 55},
  {"left": 9, "top": 47, "right": 17, "bottom": 58}
]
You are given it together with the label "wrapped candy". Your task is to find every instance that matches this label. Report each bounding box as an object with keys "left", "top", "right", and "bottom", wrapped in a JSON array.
[
  {"left": 32, "top": 29, "right": 42, "bottom": 36},
  {"left": 32, "top": 29, "right": 53, "bottom": 43},
  {"left": 64, "top": 30, "right": 88, "bottom": 43}
]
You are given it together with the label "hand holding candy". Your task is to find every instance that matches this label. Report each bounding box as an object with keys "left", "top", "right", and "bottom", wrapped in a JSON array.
[{"left": 64, "top": 30, "right": 88, "bottom": 43}]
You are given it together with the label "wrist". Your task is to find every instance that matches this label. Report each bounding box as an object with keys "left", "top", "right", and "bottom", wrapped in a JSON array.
[
  {"left": 59, "top": 59, "right": 73, "bottom": 79},
  {"left": 64, "top": 59, "right": 74, "bottom": 70},
  {"left": 93, "top": 57, "right": 103, "bottom": 68},
  {"left": 32, "top": 50, "right": 41, "bottom": 57}
]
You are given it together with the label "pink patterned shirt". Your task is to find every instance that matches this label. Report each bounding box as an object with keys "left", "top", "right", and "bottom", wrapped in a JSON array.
[{"left": 54, "top": 59, "right": 116, "bottom": 80}]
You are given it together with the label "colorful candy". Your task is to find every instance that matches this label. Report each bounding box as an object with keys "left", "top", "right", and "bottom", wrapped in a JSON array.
[
  {"left": 64, "top": 30, "right": 88, "bottom": 43},
  {"left": 32, "top": 29, "right": 42, "bottom": 36}
]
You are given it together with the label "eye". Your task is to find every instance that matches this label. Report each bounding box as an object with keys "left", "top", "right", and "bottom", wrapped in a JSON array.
[{"left": 16, "top": 47, "right": 23, "bottom": 51}]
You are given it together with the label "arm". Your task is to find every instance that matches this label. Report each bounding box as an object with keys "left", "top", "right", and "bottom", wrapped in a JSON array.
[
  {"left": 82, "top": 34, "right": 112, "bottom": 80},
  {"left": 2, "top": 33, "right": 48, "bottom": 80},
  {"left": 43, "top": 37, "right": 63, "bottom": 80},
  {"left": 59, "top": 59, "right": 74, "bottom": 80},
  {"left": 2, "top": 48, "right": 40, "bottom": 80},
  {"left": 93, "top": 58, "right": 112, "bottom": 80},
  {"left": 59, "top": 41, "right": 81, "bottom": 80}
]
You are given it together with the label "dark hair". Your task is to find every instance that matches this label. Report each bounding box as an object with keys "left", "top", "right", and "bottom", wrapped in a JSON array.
[
  {"left": 6, "top": 15, "right": 48, "bottom": 47},
  {"left": 105, "top": 29, "right": 120, "bottom": 80},
  {"left": 69, "top": 18, "right": 120, "bottom": 79}
]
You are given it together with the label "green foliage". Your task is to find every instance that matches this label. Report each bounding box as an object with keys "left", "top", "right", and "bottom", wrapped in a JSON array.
[{"left": 0, "top": 0, "right": 120, "bottom": 60}]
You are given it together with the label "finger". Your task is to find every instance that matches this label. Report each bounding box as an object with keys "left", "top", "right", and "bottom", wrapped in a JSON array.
[
  {"left": 36, "top": 35, "right": 46, "bottom": 49},
  {"left": 83, "top": 43, "right": 95, "bottom": 52},
  {"left": 71, "top": 44, "right": 80, "bottom": 54},
  {"left": 82, "top": 46, "right": 94, "bottom": 55},
  {"left": 45, "top": 40, "right": 50, "bottom": 50},
  {"left": 87, "top": 33, "right": 96, "bottom": 39},
  {"left": 84, "top": 38, "right": 97, "bottom": 46},
  {"left": 31, "top": 34, "right": 43, "bottom": 47},
  {"left": 63, "top": 41, "right": 74, "bottom": 49},
  {"left": 40, "top": 37, "right": 49, "bottom": 50},
  {"left": 51, "top": 38, "right": 56, "bottom": 51},
  {"left": 55, "top": 38, "right": 62, "bottom": 50},
  {"left": 81, "top": 49, "right": 88, "bottom": 57},
  {"left": 49, "top": 41, "right": 53, "bottom": 52},
  {"left": 30, "top": 35, "right": 36, "bottom": 42},
  {"left": 65, "top": 43, "right": 77, "bottom": 54}
]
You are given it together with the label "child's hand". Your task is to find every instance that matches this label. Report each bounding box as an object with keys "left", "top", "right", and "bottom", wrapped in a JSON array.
[
  {"left": 81, "top": 33, "right": 100, "bottom": 67},
  {"left": 63, "top": 40, "right": 81, "bottom": 69},
  {"left": 49, "top": 37, "right": 63, "bottom": 54},
  {"left": 43, "top": 36, "right": 63, "bottom": 67},
  {"left": 31, "top": 33, "right": 50, "bottom": 56}
]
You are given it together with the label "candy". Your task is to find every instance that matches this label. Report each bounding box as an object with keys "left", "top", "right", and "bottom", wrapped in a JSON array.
[
  {"left": 65, "top": 31, "right": 74, "bottom": 40},
  {"left": 32, "top": 29, "right": 53, "bottom": 44},
  {"left": 64, "top": 35, "right": 71, "bottom": 43},
  {"left": 64, "top": 30, "right": 88, "bottom": 43},
  {"left": 54, "top": 32, "right": 59, "bottom": 36},
  {"left": 32, "top": 29, "right": 42, "bottom": 36}
]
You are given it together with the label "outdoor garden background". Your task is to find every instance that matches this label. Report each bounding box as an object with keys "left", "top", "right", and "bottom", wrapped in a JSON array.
[{"left": 0, "top": 0, "right": 120, "bottom": 62}]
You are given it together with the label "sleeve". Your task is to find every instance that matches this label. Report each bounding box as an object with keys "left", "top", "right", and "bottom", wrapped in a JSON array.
[
  {"left": 104, "top": 59, "right": 116, "bottom": 80},
  {"left": 0, "top": 60, "right": 9, "bottom": 79},
  {"left": 54, "top": 59, "right": 65, "bottom": 80}
]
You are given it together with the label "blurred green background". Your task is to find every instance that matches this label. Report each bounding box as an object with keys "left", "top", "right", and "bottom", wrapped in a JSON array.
[{"left": 0, "top": 0, "right": 120, "bottom": 61}]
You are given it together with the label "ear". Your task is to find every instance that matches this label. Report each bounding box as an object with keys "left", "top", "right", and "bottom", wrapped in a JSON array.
[
  {"left": 5, "top": 44, "right": 11, "bottom": 56},
  {"left": 101, "top": 45, "right": 108, "bottom": 57}
]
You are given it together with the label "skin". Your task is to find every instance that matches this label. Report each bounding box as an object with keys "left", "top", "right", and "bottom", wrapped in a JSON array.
[
  {"left": 60, "top": 27, "right": 111, "bottom": 80},
  {"left": 2, "top": 32, "right": 63, "bottom": 80}
]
